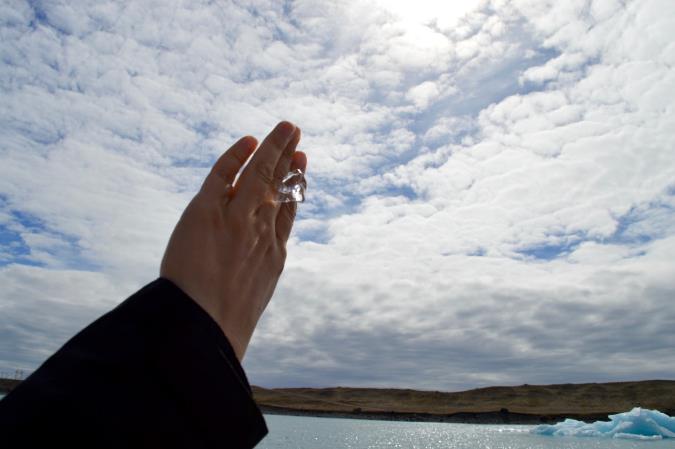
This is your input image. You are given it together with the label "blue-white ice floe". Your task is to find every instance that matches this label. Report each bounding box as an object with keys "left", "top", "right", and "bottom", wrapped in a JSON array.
[{"left": 531, "top": 408, "right": 675, "bottom": 440}]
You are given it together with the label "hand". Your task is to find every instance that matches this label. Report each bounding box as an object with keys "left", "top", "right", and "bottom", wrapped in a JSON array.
[{"left": 160, "top": 121, "right": 307, "bottom": 361}]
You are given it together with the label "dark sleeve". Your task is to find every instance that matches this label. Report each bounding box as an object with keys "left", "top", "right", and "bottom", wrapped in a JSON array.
[{"left": 0, "top": 278, "right": 268, "bottom": 449}]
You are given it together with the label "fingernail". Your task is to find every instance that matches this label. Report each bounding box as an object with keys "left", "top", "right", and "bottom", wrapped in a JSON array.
[{"left": 277, "top": 121, "right": 296, "bottom": 141}]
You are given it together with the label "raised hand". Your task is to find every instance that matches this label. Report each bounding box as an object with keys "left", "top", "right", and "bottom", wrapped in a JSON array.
[{"left": 160, "top": 122, "right": 307, "bottom": 360}]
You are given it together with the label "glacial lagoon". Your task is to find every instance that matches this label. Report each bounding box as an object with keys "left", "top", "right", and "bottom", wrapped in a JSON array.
[{"left": 258, "top": 409, "right": 674, "bottom": 449}]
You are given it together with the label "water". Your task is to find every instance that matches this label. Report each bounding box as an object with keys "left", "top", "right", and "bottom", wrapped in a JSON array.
[{"left": 257, "top": 414, "right": 674, "bottom": 449}]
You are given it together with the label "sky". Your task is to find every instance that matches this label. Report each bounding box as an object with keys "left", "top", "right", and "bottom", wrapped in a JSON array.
[{"left": 1, "top": 0, "right": 674, "bottom": 391}]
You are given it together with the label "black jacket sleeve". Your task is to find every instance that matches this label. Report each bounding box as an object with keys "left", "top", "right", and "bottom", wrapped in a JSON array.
[{"left": 0, "top": 278, "right": 268, "bottom": 449}]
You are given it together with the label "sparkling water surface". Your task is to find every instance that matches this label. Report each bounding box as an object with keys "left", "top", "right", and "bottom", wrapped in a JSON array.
[{"left": 258, "top": 414, "right": 673, "bottom": 449}]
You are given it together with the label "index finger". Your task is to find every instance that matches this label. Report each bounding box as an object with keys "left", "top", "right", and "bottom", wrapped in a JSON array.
[{"left": 235, "top": 121, "right": 297, "bottom": 205}]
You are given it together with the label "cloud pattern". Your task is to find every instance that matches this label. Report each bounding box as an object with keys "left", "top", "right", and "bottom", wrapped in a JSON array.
[{"left": 1, "top": 0, "right": 674, "bottom": 390}]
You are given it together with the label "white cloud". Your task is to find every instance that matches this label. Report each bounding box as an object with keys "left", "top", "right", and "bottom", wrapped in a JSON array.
[
  {"left": 406, "top": 81, "right": 441, "bottom": 109},
  {"left": 1, "top": 0, "right": 674, "bottom": 391},
  {"left": 0, "top": 264, "right": 129, "bottom": 372}
]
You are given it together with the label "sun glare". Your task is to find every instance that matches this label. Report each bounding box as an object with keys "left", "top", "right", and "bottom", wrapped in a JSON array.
[{"left": 374, "top": 0, "right": 480, "bottom": 28}]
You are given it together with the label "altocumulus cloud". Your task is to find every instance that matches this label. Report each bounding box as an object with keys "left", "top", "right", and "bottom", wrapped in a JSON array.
[{"left": 1, "top": 0, "right": 674, "bottom": 391}]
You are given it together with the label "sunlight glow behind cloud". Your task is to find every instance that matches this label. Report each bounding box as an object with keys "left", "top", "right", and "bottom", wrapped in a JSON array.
[{"left": 374, "top": 0, "right": 480, "bottom": 28}]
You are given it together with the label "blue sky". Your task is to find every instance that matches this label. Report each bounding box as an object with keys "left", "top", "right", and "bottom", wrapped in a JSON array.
[{"left": 1, "top": 0, "right": 674, "bottom": 391}]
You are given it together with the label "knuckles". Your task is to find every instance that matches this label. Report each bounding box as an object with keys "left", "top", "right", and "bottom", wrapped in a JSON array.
[
  {"left": 253, "top": 217, "right": 272, "bottom": 237},
  {"left": 198, "top": 181, "right": 293, "bottom": 268}
]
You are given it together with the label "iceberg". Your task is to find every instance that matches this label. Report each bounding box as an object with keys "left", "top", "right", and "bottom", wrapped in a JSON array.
[{"left": 531, "top": 408, "right": 675, "bottom": 440}]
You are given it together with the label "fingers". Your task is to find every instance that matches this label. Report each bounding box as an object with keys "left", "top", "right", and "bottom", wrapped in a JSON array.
[
  {"left": 291, "top": 150, "right": 308, "bottom": 173},
  {"left": 201, "top": 136, "right": 258, "bottom": 197},
  {"left": 254, "top": 128, "right": 303, "bottom": 222},
  {"left": 272, "top": 127, "right": 301, "bottom": 187},
  {"left": 235, "top": 121, "right": 298, "bottom": 204},
  {"left": 254, "top": 127, "right": 302, "bottom": 224},
  {"left": 213, "top": 123, "right": 305, "bottom": 246},
  {"left": 276, "top": 151, "right": 308, "bottom": 244}
]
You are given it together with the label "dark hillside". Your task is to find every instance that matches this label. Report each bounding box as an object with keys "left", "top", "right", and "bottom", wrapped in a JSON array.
[{"left": 253, "top": 380, "right": 675, "bottom": 423}]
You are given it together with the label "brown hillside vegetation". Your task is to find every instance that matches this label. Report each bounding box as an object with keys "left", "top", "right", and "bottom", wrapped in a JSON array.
[
  {"left": 0, "top": 378, "right": 21, "bottom": 393},
  {"left": 253, "top": 380, "right": 675, "bottom": 416}
]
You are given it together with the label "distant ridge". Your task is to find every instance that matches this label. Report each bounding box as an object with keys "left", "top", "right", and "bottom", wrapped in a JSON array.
[
  {"left": 0, "top": 378, "right": 20, "bottom": 393},
  {"left": 253, "top": 380, "right": 675, "bottom": 424},
  {"left": 3, "top": 378, "right": 673, "bottom": 424}
]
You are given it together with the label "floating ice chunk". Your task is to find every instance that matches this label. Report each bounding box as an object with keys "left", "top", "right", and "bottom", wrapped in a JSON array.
[
  {"left": 276, "top": 169, "right": 307, "bottom": 203},
  {"left": 531, "top": 408, "right": 675, "bottom": 440}
]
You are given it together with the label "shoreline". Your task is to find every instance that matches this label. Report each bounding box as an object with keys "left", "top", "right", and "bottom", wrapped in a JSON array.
[{"left": 259, "top": 405, "right": 613, "bottom": 425}]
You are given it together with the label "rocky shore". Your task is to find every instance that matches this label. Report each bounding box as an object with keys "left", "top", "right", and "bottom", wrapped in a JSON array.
[{"left": 260, "top": 404, "right": 612, "bottom": 425}]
